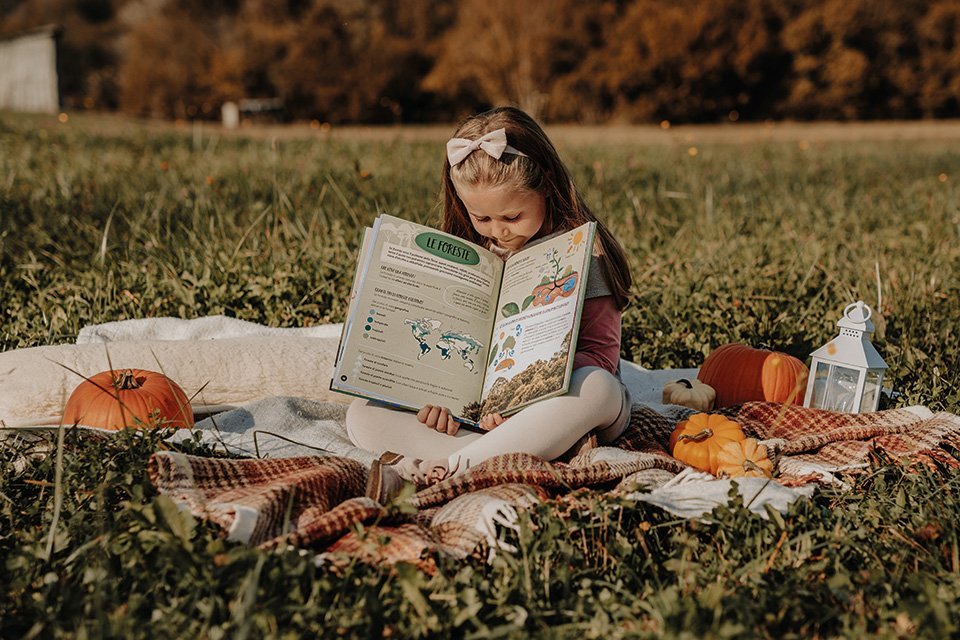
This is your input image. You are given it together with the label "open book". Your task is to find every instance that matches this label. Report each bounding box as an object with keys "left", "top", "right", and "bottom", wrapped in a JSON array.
[{"left": 331, "top": 213, "right": 596, "bottom": 428}]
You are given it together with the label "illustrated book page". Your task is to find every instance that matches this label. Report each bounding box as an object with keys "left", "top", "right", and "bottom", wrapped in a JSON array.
[
  {"left": 332, "top": 214, "right": 502, "bottom": 421},
  {"left": 475, "top": 222, "right": 596, "bottom": 419}
]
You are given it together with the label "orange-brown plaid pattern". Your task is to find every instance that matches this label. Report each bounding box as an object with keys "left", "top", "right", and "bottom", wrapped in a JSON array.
[{"left": 150, "top": 402, "right": 960, "bottom": 564}]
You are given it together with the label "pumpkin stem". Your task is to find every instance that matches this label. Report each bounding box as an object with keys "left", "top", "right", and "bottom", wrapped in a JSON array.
[
  {"left": 742, "top": 459, "right": 763, "bottom": 472},
  {"left": 677, "top": 428, "right": 714, "bottom": 443},
  {"left": 678, "top": 379, "right": 693, "bottom": 388},
  {"left": 113, "top": 370, "right": 143, "bottom": 390}
]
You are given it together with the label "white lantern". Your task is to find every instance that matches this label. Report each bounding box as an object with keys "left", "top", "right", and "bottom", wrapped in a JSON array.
[{"left": 803, "top": 301, "right": 888, "bottom": 413}]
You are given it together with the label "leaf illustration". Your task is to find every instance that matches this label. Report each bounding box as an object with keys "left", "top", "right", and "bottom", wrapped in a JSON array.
[
  {"left": 501, "top": 302, "right": 520, "bottom": 318},
  {"left": 522, "top": 295, "right": 535, "bottom": 310}
]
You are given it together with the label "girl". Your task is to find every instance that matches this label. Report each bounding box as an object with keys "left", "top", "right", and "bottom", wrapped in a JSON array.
[{"left": 346, "top": 106, "right": 634, "bottom": 501}]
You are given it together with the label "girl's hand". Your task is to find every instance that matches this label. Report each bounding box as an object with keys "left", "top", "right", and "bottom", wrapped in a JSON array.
[
  {"left": 479, "top": 412, "right": 508, "bottom": 431},
  {"left": 417, "top": 405, "right": 459, "bottom": 435}
]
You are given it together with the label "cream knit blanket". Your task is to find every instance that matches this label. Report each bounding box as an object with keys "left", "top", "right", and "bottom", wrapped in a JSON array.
[{"left": 0, "top": 315, "right": 692, "bottom": 428}]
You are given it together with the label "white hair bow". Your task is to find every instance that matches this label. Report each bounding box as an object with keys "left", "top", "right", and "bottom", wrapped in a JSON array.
[{"left": 446, "top": 128, "right": 527, "bottom": 166}]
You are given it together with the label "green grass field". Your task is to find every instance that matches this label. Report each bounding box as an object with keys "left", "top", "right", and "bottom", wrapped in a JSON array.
[{"left": 2, "top": 112, "right": 959, "bottom": 637}]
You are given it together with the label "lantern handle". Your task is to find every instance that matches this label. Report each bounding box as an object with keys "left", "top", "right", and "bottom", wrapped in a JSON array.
[{"left": 843, "top": 301, "right": 872, "bottom": 323}]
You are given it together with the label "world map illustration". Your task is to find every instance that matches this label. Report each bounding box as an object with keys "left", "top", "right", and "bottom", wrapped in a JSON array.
[{"left": 403, "top": 318, "right": 484, "bottom": 373}]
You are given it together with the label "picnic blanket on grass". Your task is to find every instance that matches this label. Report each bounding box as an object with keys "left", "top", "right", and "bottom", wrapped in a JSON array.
[
  {"left": 150, "top": 401, "right": 960, "bottom": 567},
  {"left": 10, "top": 315, "right": 958, "bottom": 565}
]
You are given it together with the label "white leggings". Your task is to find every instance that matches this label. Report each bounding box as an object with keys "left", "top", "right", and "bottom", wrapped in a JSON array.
[{"left": 345, "top": 366, "right": 631, "bottom": 475}]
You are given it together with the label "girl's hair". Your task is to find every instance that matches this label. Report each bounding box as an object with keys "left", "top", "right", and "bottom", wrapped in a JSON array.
[{"left": 440, "top": 106, "right": 633, "bottom": 310}]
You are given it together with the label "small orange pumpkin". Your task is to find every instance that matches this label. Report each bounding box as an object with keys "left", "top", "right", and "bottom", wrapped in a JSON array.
[
  {"left": 669, "top": 412, "right": 746, "bottom": 474},
  {"left": 63, "top": 369, "right": 193, "bottom": 430},
  {"left": 715, "top": 438, "right": 774, "bottom": 478},
  {"left": 697, "top": 343, "right": 809, "bottom": 408}
]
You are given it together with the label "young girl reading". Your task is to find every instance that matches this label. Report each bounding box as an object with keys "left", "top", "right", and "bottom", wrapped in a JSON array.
[{"left": 346, "top": 106, "right": 634, "bottom": 501}]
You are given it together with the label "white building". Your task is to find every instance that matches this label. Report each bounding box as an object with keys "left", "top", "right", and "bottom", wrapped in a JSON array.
[{"left": 0, "top": 25, "right": 60, "bottom": 114}]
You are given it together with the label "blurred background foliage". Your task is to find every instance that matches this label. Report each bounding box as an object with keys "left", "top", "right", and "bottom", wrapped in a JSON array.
[{"left": 2, "top": 0, "right": 960, "bottom": 123}]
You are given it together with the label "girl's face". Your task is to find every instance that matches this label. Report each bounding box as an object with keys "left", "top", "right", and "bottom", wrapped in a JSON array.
[{"left": 455, "top": 182, "right": 547, "bottom": 251}]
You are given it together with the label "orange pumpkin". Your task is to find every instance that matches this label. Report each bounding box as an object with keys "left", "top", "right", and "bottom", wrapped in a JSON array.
[
  {"left": 715, "top": 438, "right": 774, "bottom": 478},
  {"left": 669, "top": 412, "right": 746, "bottom": 474},
  {"left": 63, "top": 369, "right": 193, "bottom": 430},
  {"left": 697, "top": 343, "right": 808, "bottom": 408}
]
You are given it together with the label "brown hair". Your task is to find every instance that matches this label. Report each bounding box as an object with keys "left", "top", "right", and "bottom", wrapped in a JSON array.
[{"left": 441, "top": 106, "right": 633, "bottom": 309}]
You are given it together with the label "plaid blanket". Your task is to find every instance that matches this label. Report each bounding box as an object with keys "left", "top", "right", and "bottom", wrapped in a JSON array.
[{"left": 149, "top": 402, "right": 960, "bottom": 565}]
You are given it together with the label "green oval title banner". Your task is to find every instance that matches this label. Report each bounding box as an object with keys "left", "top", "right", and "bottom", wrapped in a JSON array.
[{"left": 415, "top": 232, "right": 480, "bottom": 265}]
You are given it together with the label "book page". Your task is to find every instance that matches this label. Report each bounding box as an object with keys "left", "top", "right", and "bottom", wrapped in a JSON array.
[
  {"left": 332, "top": 214, "right": 502, "bottom": 419},
  {"left": 334, "top": 226, "right": 373, "bottom": 368},
  {"left": 478, "top": 222, "right": 595, "bottom": 417}
]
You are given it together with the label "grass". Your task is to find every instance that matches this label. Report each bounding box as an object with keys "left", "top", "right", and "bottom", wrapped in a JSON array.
[{"left": 2, "top": 111, "right": 960, "bottom": 637}]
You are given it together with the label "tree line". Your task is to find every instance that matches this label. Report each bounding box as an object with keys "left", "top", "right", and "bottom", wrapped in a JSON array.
[{"left": 3, "top": 0, "right": 959, "bottom": 123}]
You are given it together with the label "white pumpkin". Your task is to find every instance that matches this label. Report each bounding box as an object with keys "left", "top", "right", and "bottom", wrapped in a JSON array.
[{"left": 662, "top": 378, "right": 716, "bottom": 411}]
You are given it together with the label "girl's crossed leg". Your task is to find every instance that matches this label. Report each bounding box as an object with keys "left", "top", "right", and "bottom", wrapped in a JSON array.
[{"left": 346, "top": 365, "right": 631, "bottom": 481}]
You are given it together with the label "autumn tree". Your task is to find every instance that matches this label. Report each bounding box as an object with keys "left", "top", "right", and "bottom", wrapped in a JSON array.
[
  {"left": 238, "top": 0, "right": 450, "bottom": 122},
  {"left": 421, "top": 0, "right": 588, "bottom": 119},
  {"left": 552, "top": 0, "right": 789, "bottom": 122},
  {"left": 916, "top": 0, "right": 960, "bottom": 117},
  {"left": 777, "top": 0, "right": 931, "bottom": 119},
  {"left": 271, "top": 2, "right": 373, "bottom": 121},
  {"left": 116, "top": 1, "right": 241, "bottom": 119}
]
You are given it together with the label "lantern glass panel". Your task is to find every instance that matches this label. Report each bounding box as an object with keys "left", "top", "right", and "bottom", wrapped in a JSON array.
[
  {"left": 861, "top": 369, "right": 882, "bottom": 412},
  {"left": 809, "top": 361, "right": 831, "bottom": 408},
  {"left": 825, "top": 365, "right": 861, "bottom": 412}
]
